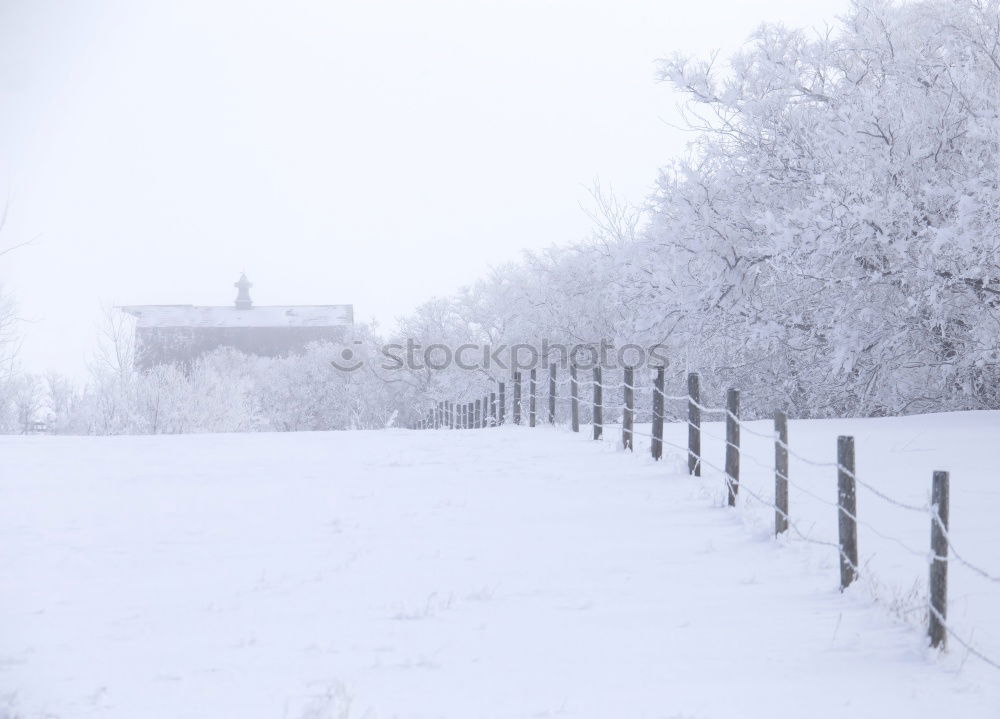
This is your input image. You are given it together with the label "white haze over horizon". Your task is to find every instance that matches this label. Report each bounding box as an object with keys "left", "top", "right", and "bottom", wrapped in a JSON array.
[{"left": 0, "top": 0, "right": 846, "bottom": 378}]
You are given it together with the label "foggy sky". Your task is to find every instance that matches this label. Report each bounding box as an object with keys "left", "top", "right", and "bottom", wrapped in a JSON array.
[{"left": 0, "top": 0, "right": 847, "bottom": 377}]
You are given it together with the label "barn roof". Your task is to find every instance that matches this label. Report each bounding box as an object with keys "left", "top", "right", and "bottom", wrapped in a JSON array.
[{"left": 119, "top": 305, "right": 353, "bottom": 329}]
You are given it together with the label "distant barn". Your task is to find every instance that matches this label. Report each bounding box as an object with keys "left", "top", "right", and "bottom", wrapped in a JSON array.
[{"left": 121, "top": 274, "right": 353, "bottom": 369}]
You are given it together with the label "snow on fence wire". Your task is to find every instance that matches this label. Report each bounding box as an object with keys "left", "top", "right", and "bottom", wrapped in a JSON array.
[{"left": 409, "top": 365, "right": 1000, "bottom": 670}]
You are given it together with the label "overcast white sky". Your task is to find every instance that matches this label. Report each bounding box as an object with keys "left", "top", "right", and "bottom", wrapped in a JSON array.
[{"left": 0, "top": 0, "right": 847, "bottom": 377}]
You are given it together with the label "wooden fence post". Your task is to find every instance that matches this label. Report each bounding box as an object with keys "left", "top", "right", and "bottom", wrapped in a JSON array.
[
  {"left": 688, "top": 372, "right": 701, "bottom": 476},
  {"left": 651, "top": 366, "right": 664, "bottom": 460},
  {"left": 498, "top": 383, "right": 506, "bottom": 426},
  {"left": 774, "top": 410, "right": 789, "bottom": 535},
  {"left": 513, "top": 373, "right": 522, "bottom": 425},
  {"left": 483, "top": 395, "right": 489, "bottom": 428},
  {"left": 475, "top": 399, "right": 482, "bottom": 428},
  {"left": 622, "top": 366, "right": 634, "bottom": 451},
  {"left": 837, "top": 436, "right": 858, "bottom": 590},
  {"left": 570, "top": 364, "right": 580, "bottom": 432},
  {"left": 725, "top": 389, "right": 740, "bottom": 506},
  {"left": 489, "top": 391, "right": 497, "bottom": 427},
  {"left": 548, "top": 364, "right": 557, "bottom": 424},
  {"left": 529, "top": 368, "right": 537, "bottom": 427},
  {"left": 929, "top": 470, "right": 950, "bottom": 649},
  {"left": 593, "top": 367, "right": 603, "bottom": 440}
]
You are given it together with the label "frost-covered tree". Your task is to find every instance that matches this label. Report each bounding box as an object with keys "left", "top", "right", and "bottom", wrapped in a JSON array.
[
  {"left": 647, "top": 0, "right": 1000, "bottom": 414},
  {"left": 389, "top": 0, "right": 1000, "bottom": 419},
  {"left": 10, "top": 374, "right": 42, "bottom": 433},
  {"left": 46, "top": 319, "right": 427, "bottom": 434}
]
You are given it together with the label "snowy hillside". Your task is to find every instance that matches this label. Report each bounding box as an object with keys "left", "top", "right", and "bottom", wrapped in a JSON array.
[{"left": 1, "top": 414, "right": 998, "bottom": 718}]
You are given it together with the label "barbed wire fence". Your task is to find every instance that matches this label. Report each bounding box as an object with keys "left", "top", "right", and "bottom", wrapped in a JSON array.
[{"left": 409, "top": 364, "right": 1000, "bottom": 671}]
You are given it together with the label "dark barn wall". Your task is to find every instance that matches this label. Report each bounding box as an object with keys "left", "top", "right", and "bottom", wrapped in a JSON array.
[{"left": 136, "top": 325, "right": 350, "bottom": 369}]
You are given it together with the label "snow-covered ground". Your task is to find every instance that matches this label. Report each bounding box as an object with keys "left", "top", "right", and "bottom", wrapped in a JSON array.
[{"left": 1, "top": 414, "right": 998, "bottom": 718}]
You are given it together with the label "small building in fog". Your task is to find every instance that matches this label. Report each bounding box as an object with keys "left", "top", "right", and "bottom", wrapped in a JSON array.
[{"left": 121, "top": 274, "right": 353, "bottom": 369}]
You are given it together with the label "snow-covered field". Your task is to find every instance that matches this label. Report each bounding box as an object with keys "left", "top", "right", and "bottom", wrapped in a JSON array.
[{"left": 1, "top": 414, "right": 998, "bottom": 718}]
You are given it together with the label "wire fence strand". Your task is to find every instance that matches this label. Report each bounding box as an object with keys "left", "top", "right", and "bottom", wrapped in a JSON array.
[{"left": 423, "top": 370, "right": 1000, "bottom": 672}]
